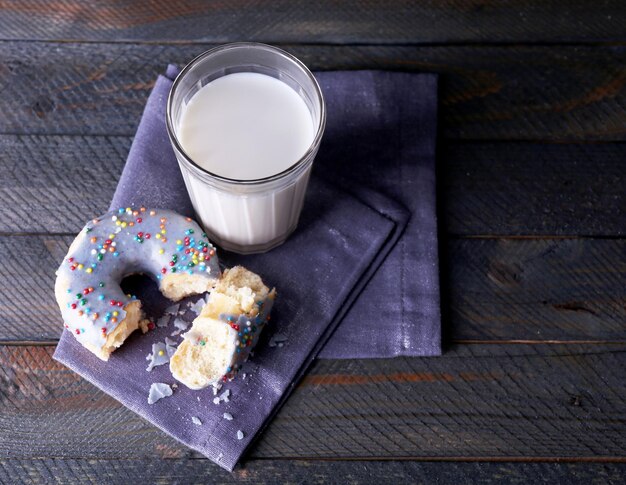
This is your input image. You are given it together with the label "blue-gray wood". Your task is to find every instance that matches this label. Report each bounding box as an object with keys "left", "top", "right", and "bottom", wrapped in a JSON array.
[
  {"left": 1, "top": 42, "right": 625, "bottom": 140},
  {"left": 1, "top": 459, "right": 625, "bottom": 485},
  {"left": 0, "top": 345, "right": 624, "bottom": 459},
  {"left": 0, "top": 0, "right": 624, "bottom": 482},
  {"left": 0, "top": 0, "right": 625, "bottom": 44}
]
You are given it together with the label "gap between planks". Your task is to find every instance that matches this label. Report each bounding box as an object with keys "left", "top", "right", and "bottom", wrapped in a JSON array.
[
  {"left": 5, "top": 455, "right": 626, "bottom": 463},
  {"left": 1, "top": 232, "right": 624, "bottom": 240},
  {"left": 5, "top": 38, "right": 626, "bottom": 48},
  {"left": 3, "top": 340, "right": 625, "bottom": 347},
  {"left": 3, "top": 134, "right": 626, "bottom": 143},
  {"left": 245, "top": 456, "right": 626, "bottom": 464}
]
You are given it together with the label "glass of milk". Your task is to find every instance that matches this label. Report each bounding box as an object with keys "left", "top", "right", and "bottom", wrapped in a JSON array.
[{"left": 166, "top": 43, "right": 326, "bottom": 254}]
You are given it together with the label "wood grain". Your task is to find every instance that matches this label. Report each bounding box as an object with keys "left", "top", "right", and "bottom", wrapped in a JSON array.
[
  {"left": 0, "top": 135, "right": 129, "bottom": 233},
  {"left": 1, "top": 1, "right": 625, "bottom": 45},
  {"left": 1, "top": 235, "right": 624, "bottom": 342},
  {"left": 1, "top": 42, "right": 626, "bottom": 140},
  {"left": 1, "top": 136, "right": 624, "bottom": 236},
  {"left": 0, "top": 235, "right": 72, "bottom": 341},
  {"left": 442, "top": 142, "right": 626, "bottom": 236},
  {"left": 445, "top": 237, "right": 626, "bottom": 341},
  {"left": 0, "top": 345, "right": 624, "bottom": 459},
  {"left": 1, "top": 459, "right": 625, "bottom": 485}
]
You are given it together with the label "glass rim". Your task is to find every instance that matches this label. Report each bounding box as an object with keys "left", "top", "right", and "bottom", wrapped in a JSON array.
[{"left": 166, "top": 42, "right": 326, "bottom": 186}]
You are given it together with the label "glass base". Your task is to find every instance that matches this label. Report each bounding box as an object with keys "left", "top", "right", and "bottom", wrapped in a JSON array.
[{"left": 207, "top": 224, "right": 297, "bottom": 255}]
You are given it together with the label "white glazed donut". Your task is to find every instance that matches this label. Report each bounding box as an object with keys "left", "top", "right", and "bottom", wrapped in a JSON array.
[{"left": 55, "top": 207, "right": 221, "bottom": 360}]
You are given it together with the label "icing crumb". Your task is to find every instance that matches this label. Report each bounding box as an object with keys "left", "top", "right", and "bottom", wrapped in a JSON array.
[
  {"left": 156, "top": 314, "right": 171, "bottom": 328},
  {"left": 217, "top": 453, "right": 223, "bottom": 462},
  {"left": 146, "top": 342, "right": 170, "bottom": 371},
  {"left": 236, "top": 430, "right": 244, "bottom": 440},
  {"left": 174, "top": 318, "right": 188, "bottom": 331},
  {"left": 191, "top": 416, "right": 202, "bottom": 426},
  {"left": 170, "top": 317, "right": 189, "bottom": 336},
  {"left": 188, "top": 297, "right": 206, "bottom": 316},
  {"left": 223, "top": 413, "right": 233, "bottom": 421},
  {"left": 164, "top": 303, "right": 180, "bottom": 315},
  {"left": 148, "top": 383, "right": 173, "bottom": 404},
  {"left": 164, "top": 338, "right": 177, "bottom": 357}
]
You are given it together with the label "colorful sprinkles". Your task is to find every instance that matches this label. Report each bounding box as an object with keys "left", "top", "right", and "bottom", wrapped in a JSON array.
[{"left": 57, "top": 208, "right": 220, "bottom": 351}]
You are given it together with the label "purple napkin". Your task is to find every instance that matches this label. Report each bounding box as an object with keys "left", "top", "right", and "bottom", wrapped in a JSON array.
[
  {"left": 315, "top": 71, "right": 440, "bottom": 357},
  {"left": 54, "top": 66, "right": 440, "bottom": 470},
  {"left": 109, "top": 65, "right": 441, "bottom": 358},
  {"left": 55, "top": 176, "right": 406, "bottom": 471}
]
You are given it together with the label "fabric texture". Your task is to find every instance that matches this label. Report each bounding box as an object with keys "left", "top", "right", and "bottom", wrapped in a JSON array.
[
  {"left": 54, "top": 67, "right": 440, "bottom": 470},
  {"left": 55, "top": 176, "right": 406, "bottom": 471},
  {"left": 109, "top": 66, "right": 441, "bottom": 358}
]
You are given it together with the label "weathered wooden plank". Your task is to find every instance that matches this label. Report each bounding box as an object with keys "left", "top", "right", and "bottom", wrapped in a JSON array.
[
  {"left": 1, "top": 458, "right": 625, "bottom": 485},
  {"left": 1, "top": 0, "right": 625, "bottom": 45},
  {"left": 0, "top": 345, "right": 624, "bottom": 459},
  {"left": 442, "top": 142, "right": 626, "bottom": 236},
  {"left": 0, "top": 135, "right": 130, "bottom": 233},
  {"left": 2, "top": 136, "right": 624, "bottom": 236},
  {"left": 446, "top": 237, "right": 626, "bottom": 341},
  {"left": 0, "top": 235, "right": 623, "bottom": 342},
  {"left": 1, "top": 42, "right": 625, "bottom": 140},
  {"left": 0, "top": 235, "right": 73, "bottom": 341}
]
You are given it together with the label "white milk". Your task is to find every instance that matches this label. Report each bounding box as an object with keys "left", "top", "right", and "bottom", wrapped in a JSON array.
[
  {"left": 176, "top": 72, "right": 317, "bottom": 252},
  {"left": 179, "top": 72, "right": 314, "bottom": 180}
]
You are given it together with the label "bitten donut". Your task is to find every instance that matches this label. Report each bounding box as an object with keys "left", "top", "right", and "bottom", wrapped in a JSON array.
[
  {"left": 170, "top": 266, "right": 276, "bottom": 389},
  {"left": 54, "top": 207, "right": 221, "bottom": 360}
]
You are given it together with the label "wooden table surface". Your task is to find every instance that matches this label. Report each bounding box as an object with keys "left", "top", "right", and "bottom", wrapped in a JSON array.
[{"left": 1, "top": 1, "right": 625, "bottom": 483}]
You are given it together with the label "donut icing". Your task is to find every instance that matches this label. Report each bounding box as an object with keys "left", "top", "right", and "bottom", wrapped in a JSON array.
[{"left": 55, "top": 207, "right": 220, "bottom": 360}]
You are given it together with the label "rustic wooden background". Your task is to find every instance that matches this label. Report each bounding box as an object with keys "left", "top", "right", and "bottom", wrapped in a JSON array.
[{"left": 0, "top": 1, "right": 625, "bottom": 483}]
